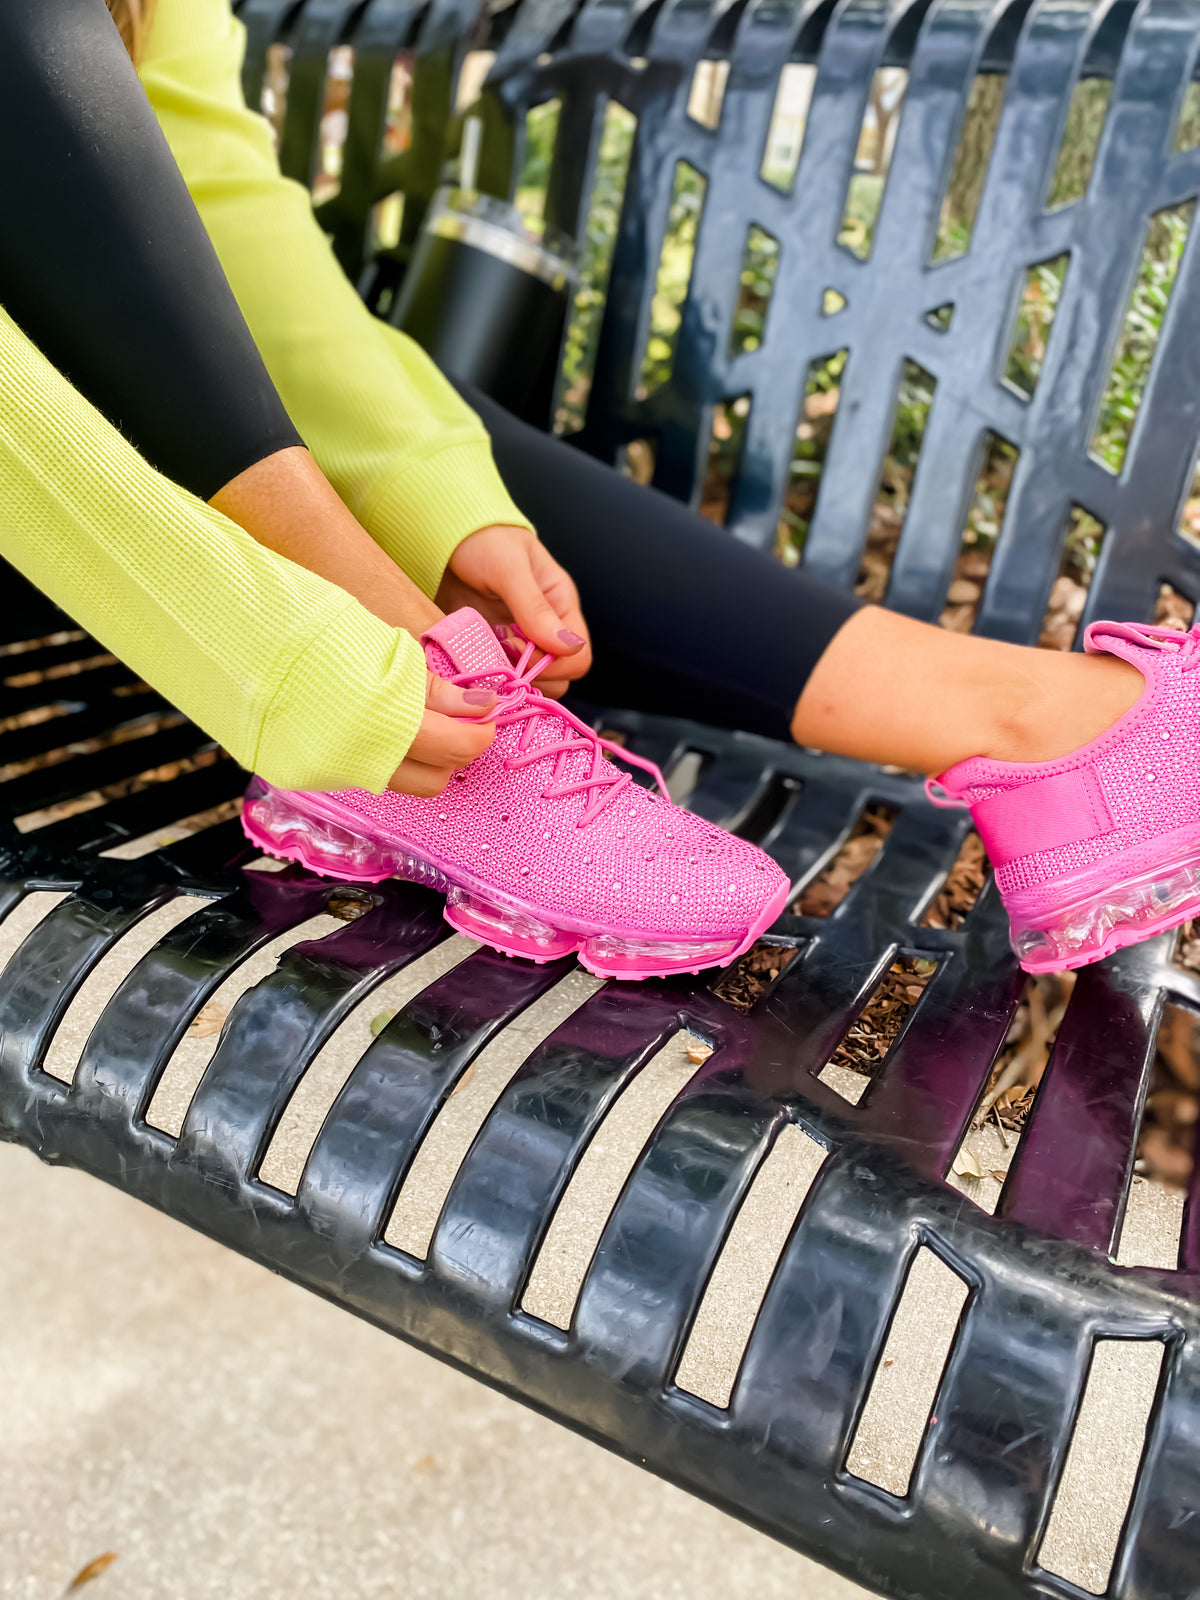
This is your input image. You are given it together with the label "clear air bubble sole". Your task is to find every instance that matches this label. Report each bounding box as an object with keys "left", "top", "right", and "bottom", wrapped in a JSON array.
[
  {"left": 241, "top": 781, "right": 789, "bottom": 982},
  {"left": 1006, "top": 836, "right": 1200, "bottom": 973}
]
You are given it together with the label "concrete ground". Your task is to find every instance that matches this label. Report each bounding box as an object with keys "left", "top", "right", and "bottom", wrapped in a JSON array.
[{"left": 0, "top": 1142, "right": 870, "bottom": 1600}]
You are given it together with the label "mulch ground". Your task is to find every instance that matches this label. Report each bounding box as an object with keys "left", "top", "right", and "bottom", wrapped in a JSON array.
[
  {"left": 715, "top": 797, "right": 1199, "bottom": 1192},
  {"left": 828, "top": 954, "right": 938, "bottom": 1074},
  {"left": 713, "top": 940, "right": 797, "bottom": 1011},
  {"left": 793, "top": 805, "right": 897, "bottom": 917},
  {"left": 8, "top": 636, "right": 1198, "bottom": 1190}
]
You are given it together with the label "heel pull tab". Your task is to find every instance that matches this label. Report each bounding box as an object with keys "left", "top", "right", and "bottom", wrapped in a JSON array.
[{"left": 925, "top": 777, "right": 968, "bottom": 809}]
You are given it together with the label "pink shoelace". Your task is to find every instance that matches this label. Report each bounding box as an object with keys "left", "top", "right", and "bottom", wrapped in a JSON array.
[
  {"left": 446, "top": 638, "right": 669, "bottom": 827},
  {"left": 1099, "top": 620, "right": 1200, "bottom": 668}
]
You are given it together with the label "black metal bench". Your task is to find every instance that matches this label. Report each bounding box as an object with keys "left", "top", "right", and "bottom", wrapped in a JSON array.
[{"left": 6, "top": 1, "right": 1200, "bottom": 1594}]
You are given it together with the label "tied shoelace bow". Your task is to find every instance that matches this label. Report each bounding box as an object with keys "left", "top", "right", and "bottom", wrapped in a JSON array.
[
  {"left": 1094, "top": 614, "right": 1200, "bottom": 659},
  {"left": 449, "top": 639, "right": 669, "bottom": 827},
  {"left": 1095, "top": 620, "right": 1200, "bottom": 668},
  {"left": 925, "top": 620, "right": 1200, "bottom": 811}
]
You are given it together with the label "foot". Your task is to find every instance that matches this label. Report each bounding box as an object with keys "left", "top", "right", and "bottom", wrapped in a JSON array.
[
  {"left": 930, "top": 620, "right": 1200, "bottom": 973},
  {"left": 242, "top": 608, "right": 790, "bottom": 981}
]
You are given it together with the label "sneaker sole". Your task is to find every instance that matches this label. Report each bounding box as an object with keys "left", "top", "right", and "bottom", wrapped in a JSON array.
[
  {"left": 242, "top": 784, "right": 790, "bottom": 982},
  {"left": 1009, "top": 836, "right": 1200, "bottom": 973}
]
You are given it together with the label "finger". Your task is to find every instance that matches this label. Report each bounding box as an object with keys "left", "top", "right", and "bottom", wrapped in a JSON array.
[
  {"left": 435, "top": 567, "right": 511, "bottom": 629},
  {"left": 492, "top": 622, "right": 527, "bottom": 665},
  {"left": 425, "top": 671, "right": 497, "bottom": 718},
  {"left": 501, "top": 559, "right": 586, "bottom": 661},
  {"left": 407, "top": 708, "right": 495, "bottom": 769},
  {"left": 387, "top": 758, "right": 455, "bottom": 797},
  {"left": 530, "top": 549, "right": 593, "bottom": 671}
]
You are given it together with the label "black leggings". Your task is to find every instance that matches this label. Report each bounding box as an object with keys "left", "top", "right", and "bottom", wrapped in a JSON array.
[
  {"left": 459, "top": 385, "right": 862, "bottom": 745},
  {"left": 0, "top": 0, "right": 300, "bottom": 498},
  {"left": 4, "top": 0, "right": 857, "bottom": 737}
]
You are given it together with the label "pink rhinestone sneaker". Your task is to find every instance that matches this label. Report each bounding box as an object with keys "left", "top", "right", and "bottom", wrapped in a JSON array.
[
  {"left": 242, "top": 608, "right": 790, "bottom": 980},
  {"left": 928, "top": 619, "right": 1200, "bottom": 974}
]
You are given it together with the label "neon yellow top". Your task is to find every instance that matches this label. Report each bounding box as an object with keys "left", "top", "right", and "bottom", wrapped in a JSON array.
[
  {"left": 0, "top": 0, "right": 529, "bottom": 801},
  {"left": 0, "top": 299, "right": 437, "bottom": 796},
  {"left": 140, "top": 0, "right": 532, "bottom": 601}
]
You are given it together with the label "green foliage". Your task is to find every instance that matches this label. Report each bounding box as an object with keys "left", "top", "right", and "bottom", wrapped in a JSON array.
[
  {"left": 640, "top": 162, "right": 707, "bottom": 394},
  {"left": 837, "top": 173, "right": 885, "bottom": 259},
  {"left": 935, "top": 74, "right": 1006, "bottom": 258},
  {"left": 555, "top": 101, "right": 636, "bottom": 433},
  {"left": 544, "top": 69, "right": 1193, "bottom": 572},
  {"left": 513, "top": 99, "right": 560, "bottom": 229},
  {"left": 1000, "top": 206, "right": 1194, "bottom": 478},
  {"left": 888, "top": 361, "right": 935, "bottom": 479},
  {"left": 773, "top": 350, "right": 846, "bottom": 561},
  {"left": 729, "top": 225, "right": 779, "bottom": 356},
  {"left": 774, "top": 186, "right": 1195, "bottom": 565},
  {"left": 1003, "top": 255, "right": 1070, "bottom": 398},
  {"left": 1046, "top": 81, "right": 1111, "bottom": 210},
  {"left": 521, "top": 101, "right": 559, "bottom": 190},
  {"left": 1090, "top": 205, "right": 1194, "bottom": 472}
]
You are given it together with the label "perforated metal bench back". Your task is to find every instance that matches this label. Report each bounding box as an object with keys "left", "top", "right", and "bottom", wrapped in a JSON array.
[{"left": 5, "top": 2, "right": 1200, "bottom": 1597}]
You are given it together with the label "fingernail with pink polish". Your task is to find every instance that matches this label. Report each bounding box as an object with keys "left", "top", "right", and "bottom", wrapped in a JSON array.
[
  {"left": 558, "top": 629, "right": 585, "bottom": 649},
  {"left": 463, "top": 688, "right": 496, "bottom": 706}
]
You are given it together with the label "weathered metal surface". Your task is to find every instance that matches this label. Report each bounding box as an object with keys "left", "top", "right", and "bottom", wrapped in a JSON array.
[{"left": 7, "top": 3, "right": 1200, "bottom": 1596}]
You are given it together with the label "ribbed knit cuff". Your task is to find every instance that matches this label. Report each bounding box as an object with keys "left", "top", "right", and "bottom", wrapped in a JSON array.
[
  {"left": 361, "top": 435, "right": 534, "bottom": 600},
  {"left": 253, "top": 600, "right": 427, "bottom": 794}
]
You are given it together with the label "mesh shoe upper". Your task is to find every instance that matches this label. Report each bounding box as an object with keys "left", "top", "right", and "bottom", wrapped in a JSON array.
[
  {"left": 315, "top": 609, "right": 787, "bottom": 938},
  {"left": 931, "top": 621, "right": 1200, "bottom": 902}
]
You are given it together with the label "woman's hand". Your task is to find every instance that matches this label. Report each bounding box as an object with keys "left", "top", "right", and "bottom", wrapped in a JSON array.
[
  {"left": 388, "top": 674, "right": 497, "bottom": 796},
  {"left": 436, "top": 524, "right": 592, "bottom": 699},
  {"left": 391, "top": 522, "right": 592, "bottom": 791}
]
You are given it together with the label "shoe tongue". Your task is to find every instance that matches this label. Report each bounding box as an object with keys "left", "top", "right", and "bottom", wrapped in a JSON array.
[
  {"left": 423, "top": 607, "right": 614, "bottom": 795},
  {"left": 422, "top": 608, "right": 511, "bottom": 683}
]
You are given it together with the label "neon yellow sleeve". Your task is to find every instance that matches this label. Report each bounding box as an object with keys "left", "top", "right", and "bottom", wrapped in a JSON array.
[
  {"left": 138, "top": 0, "right": 533, "bottom": 602},
  {"left": 0, "top": 304, "right": 425, "bottom": 796}
]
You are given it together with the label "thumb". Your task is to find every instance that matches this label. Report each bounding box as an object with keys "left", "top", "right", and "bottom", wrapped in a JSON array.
[
  {"left": 502, "top": 563, "right": 585, "bottom": 659},
  {"left": 425, "top": 672, "right": 498, "bottom": 718}
]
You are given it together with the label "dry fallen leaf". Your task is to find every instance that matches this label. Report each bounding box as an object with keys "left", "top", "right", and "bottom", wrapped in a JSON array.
[
  {"left": 327, "top": 890, "right": 374, "bottom": 922},
  {"left": 187, "top": 1002, "right": 227, "bottom": 1039},
  {"left": 369, "top": 1009, "right": 396, "bottom": 1038},
  {"left": 1158, "top": 1003, "right": 1200, "bottom": 1087},
  {"left": 67, "top": 1553, "right": 118, "bottom": 1591},
  {"left": 990, "top": 1169, "right": 1008, "bottom": 1184},
  {"left": 451, "top": 1063, "right": 476, "bottom": 1096},
  {"left": 685, "top": 1041, "right": 714, "bottom": 1065},
  {"left": 952, "top": 1145, "right": 984, "bottom": 1179}
]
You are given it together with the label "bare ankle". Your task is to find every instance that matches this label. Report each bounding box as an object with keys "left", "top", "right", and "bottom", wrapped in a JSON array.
[{"left": 984, "top": 652, "right": 1145, "bottom": 767}]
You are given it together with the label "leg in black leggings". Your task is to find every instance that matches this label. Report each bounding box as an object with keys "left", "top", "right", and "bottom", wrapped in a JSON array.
[{"left": 457, "top": 384, "right": 861, "bottom": 743}]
